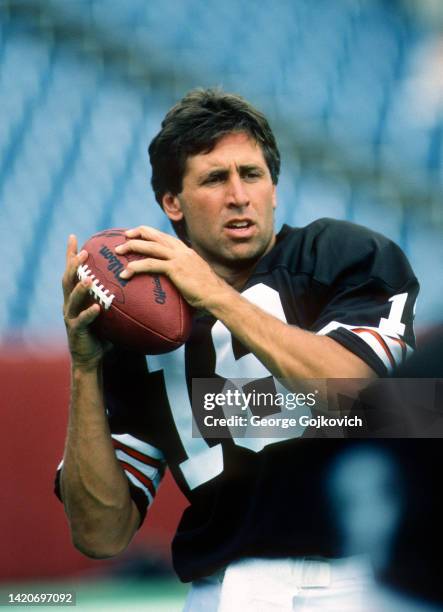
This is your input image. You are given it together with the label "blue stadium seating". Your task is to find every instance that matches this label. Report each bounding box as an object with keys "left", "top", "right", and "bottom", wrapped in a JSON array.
[{"left": 0, "top": 0, "right": 441, "bottom": 344}]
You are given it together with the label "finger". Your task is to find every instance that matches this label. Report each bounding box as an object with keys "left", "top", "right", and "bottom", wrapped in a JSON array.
[
  {"left": 65, "top": 234, "right": 78, "bottom": 265},
  {"left": 119, "top": 258, "right": 169, "bottom": 280},
  {"left": 75, "top": 302, "right": 101, "bottom": 328},
  {"left": 62, "top": 251, "right": 88, "bottom": 304},
  {"left": 62, "top": 247, "right": 88, "bottom": 302},
  {"left": 115, "top": 239, "right": 172, "bottom": 259},
  {"left": 65, "top": 278, "right": 96, "bottom": 319},
  {"left": 63, "top": 234, "right": 78, "bottom": 298},
  {"left": 125, "top": 226, "right": 178, "bottom": 247}
]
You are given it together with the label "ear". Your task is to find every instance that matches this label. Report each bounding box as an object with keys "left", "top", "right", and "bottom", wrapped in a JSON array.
[
  {"left": 162, "top": 193, "right": 184, "bottom": 222},
  {"left": 271, "top": 184, "right": 277, "bottom": 209}
]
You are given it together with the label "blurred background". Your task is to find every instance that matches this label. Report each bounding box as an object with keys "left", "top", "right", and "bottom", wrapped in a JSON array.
[{"left": 0, "top": 0, "right": 442, "bottom": 610}]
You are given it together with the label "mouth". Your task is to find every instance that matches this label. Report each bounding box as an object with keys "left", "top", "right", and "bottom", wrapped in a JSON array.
[{"left": 223, "top": 219, "right": 256, "bottom": 238}]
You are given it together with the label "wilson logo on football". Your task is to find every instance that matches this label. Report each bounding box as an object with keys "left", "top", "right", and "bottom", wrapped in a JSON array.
[
  {"left": 99, "top": 245, "right": 128, "bottom": 287},
  {"left": 153, "top": 276, "right": 167, "bottom": 304}
]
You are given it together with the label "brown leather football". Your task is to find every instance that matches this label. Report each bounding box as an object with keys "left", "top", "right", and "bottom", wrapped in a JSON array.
[{"left": 77, "top": 228, "right": 193, "bottom": 353}]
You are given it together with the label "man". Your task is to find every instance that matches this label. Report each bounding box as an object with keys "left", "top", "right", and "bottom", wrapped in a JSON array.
[{"left": 57, "top": 89, "right": 419, "bottom": 611}]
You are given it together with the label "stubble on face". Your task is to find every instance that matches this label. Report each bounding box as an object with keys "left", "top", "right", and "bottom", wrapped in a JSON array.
[
  {"left": 174, "top": 133, "right": 277, "bottom": 286},
  {"left": 178, "top": 195, "right": 276, "bottom": 269}
]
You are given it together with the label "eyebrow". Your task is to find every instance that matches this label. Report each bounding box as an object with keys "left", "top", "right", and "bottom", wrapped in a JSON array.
[{"left": 198, "top": 164, "right": 265, "bottom": 182}]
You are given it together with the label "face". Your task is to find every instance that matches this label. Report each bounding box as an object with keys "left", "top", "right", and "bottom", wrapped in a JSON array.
[{"left": 163, "top": 132, "right": 277, "bottom": 277}]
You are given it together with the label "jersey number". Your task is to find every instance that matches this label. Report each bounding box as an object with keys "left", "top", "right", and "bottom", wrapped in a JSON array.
[
  {"left": 379, "top": 293, "right": 408, "bottom": 336},
  {"left": 149, "top": 284, "right": 297, "bottom": 490}
]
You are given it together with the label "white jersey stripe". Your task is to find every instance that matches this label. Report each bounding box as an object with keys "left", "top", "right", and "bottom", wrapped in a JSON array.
[
  {"left": 384, "top": 336, "right": 405, "bottom": 367},
  {"left": 125, "top": 471, "right": 154, "bottom": 506},
  {"left": 316, "top": 321, "right": 413, "bottom": 372},
  {"left": 112, "top": 433, "right": 165, "bottom": 461},
  {"left": 353, "top": 330, "right": 393, "bottom": 371},
  {"left": 115, "top": 449, "right": 162, "bottom": 490},
  {"left": 56, "top": 437, "right": 164, "bottom": 507}
]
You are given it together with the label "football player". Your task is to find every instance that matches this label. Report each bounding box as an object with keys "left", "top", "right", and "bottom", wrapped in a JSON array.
[{"left": 58, "top": 89, "right": 419, "bottom": 611}]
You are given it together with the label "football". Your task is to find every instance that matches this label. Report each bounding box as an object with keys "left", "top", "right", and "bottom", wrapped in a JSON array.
[{"left": 77, "top": 228, "right": 193, "bottom": 353}]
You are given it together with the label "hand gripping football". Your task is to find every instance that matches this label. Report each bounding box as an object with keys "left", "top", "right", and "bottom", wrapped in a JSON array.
[{"left": 77, "top": 228, "right": 193, "bottom": 353}]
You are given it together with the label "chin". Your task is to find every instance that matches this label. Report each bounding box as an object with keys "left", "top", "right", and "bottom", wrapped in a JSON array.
[
  {"left": 197, "top": 233, "right": 274, "bottom": 269},
  {"left": 222, "top": 242, "right": 268, "bottom": 267}
]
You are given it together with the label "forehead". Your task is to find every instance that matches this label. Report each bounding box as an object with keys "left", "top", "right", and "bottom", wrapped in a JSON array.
[{"left": 184, "top": 132, "right": 267, "bottom": 176}]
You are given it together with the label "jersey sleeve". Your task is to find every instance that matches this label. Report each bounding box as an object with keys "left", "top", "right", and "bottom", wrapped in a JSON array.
[
  {"left": 309, "top": 219, "right": 419, "bottom": 375},
  {"left": 54, "top": 348, "right": 167, "bottom": 527}
]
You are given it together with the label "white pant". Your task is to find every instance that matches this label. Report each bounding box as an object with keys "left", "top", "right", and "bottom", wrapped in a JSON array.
[{"left": 183, "top": 556, "right": 375, "bottom": 612}]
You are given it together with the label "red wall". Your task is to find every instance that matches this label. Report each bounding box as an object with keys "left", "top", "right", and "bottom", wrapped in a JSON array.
[{"left": 0, "top": 348, "right": 187, "bottom": 582}]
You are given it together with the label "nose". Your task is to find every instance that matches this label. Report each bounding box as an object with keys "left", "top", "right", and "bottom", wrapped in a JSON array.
[{"left": 226, "top": 173, "right": 250, "bottom": 208}]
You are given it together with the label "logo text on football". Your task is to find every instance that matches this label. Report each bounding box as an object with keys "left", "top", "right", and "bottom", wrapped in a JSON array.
[
  {"left": 153, "top": 276, "right": 166, "bottom": 304},
  {"left": 99, "top": 246, "right": 128, "bottom": 287}
]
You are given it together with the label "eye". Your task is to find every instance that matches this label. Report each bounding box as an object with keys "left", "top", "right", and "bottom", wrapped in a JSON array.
[
  {"left": 202, "top": 173, "right": 225, "bottom": 185},
  {"left": 243, "top": 169, "right": 262, "bottom": 181}
]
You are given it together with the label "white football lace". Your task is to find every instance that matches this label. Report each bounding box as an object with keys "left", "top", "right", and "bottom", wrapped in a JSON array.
[{"left": 77, "top": 264, "right": 115, "bottom": 310}]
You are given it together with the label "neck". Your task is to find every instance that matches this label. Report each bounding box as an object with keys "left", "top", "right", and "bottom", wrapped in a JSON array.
[
  {"left": 206, "top": 235, "right": 277, "bottom": 291},
  {"left": 212, "top": 264, "right": 254, "bottom": 291}
]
